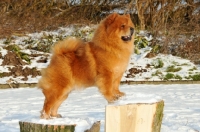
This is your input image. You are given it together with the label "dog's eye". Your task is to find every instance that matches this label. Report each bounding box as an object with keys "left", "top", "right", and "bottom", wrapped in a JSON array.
[{"left": 121, "top": 24, "right": 125, "bottom": 28}]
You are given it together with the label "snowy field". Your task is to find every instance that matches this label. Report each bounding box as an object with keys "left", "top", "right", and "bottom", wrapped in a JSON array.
[{"left": 0, "top": 84, "right": 200, "bottom": 132}]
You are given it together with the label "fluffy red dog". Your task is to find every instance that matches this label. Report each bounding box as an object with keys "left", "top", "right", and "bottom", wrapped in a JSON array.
[{"left": 38, "top": 13, "right": 135, "bottom": 119}]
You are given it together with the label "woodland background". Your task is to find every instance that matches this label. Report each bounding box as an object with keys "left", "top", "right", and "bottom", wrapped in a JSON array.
[{"left": 0, "top": 0, "right": 200, "bottom": 64}]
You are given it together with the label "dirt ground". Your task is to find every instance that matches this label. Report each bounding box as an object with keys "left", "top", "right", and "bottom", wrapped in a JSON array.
[{"left": 0, "top": 51, "right": 45, "bottom": 81}]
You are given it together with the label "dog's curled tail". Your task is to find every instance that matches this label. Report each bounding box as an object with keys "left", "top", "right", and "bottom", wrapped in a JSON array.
[{"left": 52, "top": 37, "right": 82, "bottom": 55}]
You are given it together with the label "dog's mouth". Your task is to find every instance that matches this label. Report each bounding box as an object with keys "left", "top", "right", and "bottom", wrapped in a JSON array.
[
  {"left": 121, "top": 27, "right": 134, "bottom": 42},
  {"left": 121, "top": 35, "right": 132, "bottom": 41}
]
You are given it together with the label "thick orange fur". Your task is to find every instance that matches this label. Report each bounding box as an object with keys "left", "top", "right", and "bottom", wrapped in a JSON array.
[{"left": 38, "top": 13, "right": 135, "bottom": 119}]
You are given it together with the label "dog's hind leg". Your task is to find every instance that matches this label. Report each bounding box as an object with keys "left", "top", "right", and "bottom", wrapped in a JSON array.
[
  {"left": 40, "top": 99, "right": 49, "bottom": 119},
  {"left": 40, "top": 90, "right": 58, "bottom": 119}
]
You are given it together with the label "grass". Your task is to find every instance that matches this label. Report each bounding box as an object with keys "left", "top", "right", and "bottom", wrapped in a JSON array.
[
  {"left": 152, "top": 59, "right": 164, "bottom": 69},
  {"left": 0, "top": 73, "right": 4, "bottom": 78},
  {"left": 166, "top": 65, "right": 182, "bottom": 72},
  {"left": 188, "top": 66, "right": 197, "bottom": 71},
  {"left": 164, "top": 73, "right": 174, "bottom": 80},
  {"left": 188, "top": 74, "right": 200, "bottom": 81},
  {"left": 22, "top": 26, "right": 95, "bottom": 53},
  {"left": 174, "top": 75, "right": 182, "bottom": 80},
  {"left": 4, "top": 44, "right": 31, "bottom": 64},
  {"left": 152, "top": 70, "right": 163, "bottom": 76},
  {"left": 71, "top": 26, "right": 94, "bottom": 41},
  {"left": 17, "top": 52, "right": 31, "bottom": 64},
  {"left": 151, "top": 44, "right": 161, "bottom": 54},
  {"left": 164, "top": 73, "right": 182, "bottom": 80},
  {"left": 134, "top": 36, "right": 149, "bottom": 54},
  {"left": 171, "top": 61, "right": 179, "bottom": 66},
  {"left": 152, "top": 70, "right": 164, "bottom": 80},
  {"left": 3, "top": 37, "right": 13, "bottom": 45},
  {"left": 24, "top": 33, "right": 66, "bottom": 53},
  {"left": 184, "top": 73, "right": 200, "bottom": 81},
  {"left": 5, "top": 44, "right": 21, "bottom": 51},
  {"left": 134, "top": 36, "right": 148, "bottom": 49},
  {"left": 178, "top": 63, "right": 190, "bottom": 66}
]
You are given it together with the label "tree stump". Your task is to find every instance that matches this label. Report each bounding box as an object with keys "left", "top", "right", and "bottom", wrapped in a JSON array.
[
  {"left": 19, "top": 121, "right": 75, "bottom": 132},
  {"left": 105, "top": 100, "right": 164, "bottom": 132},
  {"left": 19, "top": 121, "right": 100, "bottom": 132}
]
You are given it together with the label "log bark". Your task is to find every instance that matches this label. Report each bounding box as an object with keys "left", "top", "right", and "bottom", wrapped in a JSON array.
[
  {"left": 19, "top": 121, "right": 75, "bottom": 132},
  {"left": 105, "top": 100, "right": 164, "bottom": 132},
  {"left": 19, "top": 121, "right": 100, "bottom": 132}
]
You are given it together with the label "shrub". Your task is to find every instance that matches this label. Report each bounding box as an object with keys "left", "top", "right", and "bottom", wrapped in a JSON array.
[
  {"left": 164, "top": 73, "right": 174, "bottom": 80},
  {"left": 134, "top": 36, "right": 149, "bottom": 55},
  {"left": 189, "top": 74, "right": 200, "bottom": 81}
]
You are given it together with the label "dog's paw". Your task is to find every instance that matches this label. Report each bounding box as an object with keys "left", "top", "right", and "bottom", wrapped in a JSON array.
[
  {"left": 115, "top": 91, "right": 125, "bottom": 98},
  {"left": 51, "top": 114, "right": 62, "bottom": 118},
  {"left": 56, "top": 114, "right": 62, "bottom": 118},
  {"left": 104, "top": 91, "right": 125, "bottom": 103},
  {"left": 40, "top": 113, "right": 50, "bottom": 119},
  {"left": 106, "top": 92, "right": 126, "bottom": 103},
  {"left": 40, "top": 110, "right": 51, "bottom": 119},
  {"left": 106, "top": 95, "right": 119, "bottom": 103}
]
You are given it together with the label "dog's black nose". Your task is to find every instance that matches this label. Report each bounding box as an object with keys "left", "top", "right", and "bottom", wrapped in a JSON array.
[{"left": 130, "top": 27, "right": 134, "bottom": 35}]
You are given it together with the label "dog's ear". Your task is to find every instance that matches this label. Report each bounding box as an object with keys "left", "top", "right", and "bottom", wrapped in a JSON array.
[{"left": 104, "top": 13, "right": 118, "bottom": 27}]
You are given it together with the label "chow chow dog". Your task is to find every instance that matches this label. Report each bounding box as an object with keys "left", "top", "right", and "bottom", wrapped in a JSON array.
[{"left": 38, "top": 13, "right": 135, "bottom": 119}]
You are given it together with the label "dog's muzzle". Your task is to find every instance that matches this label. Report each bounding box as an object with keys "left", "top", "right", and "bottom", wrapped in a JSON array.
[{"left": 121, "top": 27, "right": 134, "bottom": 42}]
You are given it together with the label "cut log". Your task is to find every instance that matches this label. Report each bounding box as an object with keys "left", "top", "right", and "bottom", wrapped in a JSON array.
[
  {"left": 19, "top": 121, "right": 75, "bottom": 132},
  {"left": 19, "top": 121, "right": 100, "bottom": 132},
  {"left": 105, "top": 100, "right": 164, "bottom": 132}
]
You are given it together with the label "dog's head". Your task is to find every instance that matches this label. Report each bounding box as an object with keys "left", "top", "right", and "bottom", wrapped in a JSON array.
[{"left": 104, "top": 13, "right": 135, "bottom": 43}]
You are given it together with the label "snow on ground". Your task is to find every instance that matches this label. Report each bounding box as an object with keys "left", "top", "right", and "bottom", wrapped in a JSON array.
[
  {"left": 0, "top": 84, "right": 200, "bottom": 132},
  {"left": 123, "top": 50, "right": 200, "bottom": 81}
]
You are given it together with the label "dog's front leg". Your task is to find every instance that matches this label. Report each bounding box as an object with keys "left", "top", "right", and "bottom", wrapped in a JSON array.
[{"left": 96, "top": 72, "right": 118, "bottom": 103}]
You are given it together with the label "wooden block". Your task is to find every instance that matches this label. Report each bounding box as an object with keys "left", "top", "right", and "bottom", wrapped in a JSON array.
[{"left": 105, "top": 100, "right": 164, "bottom": 132}]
